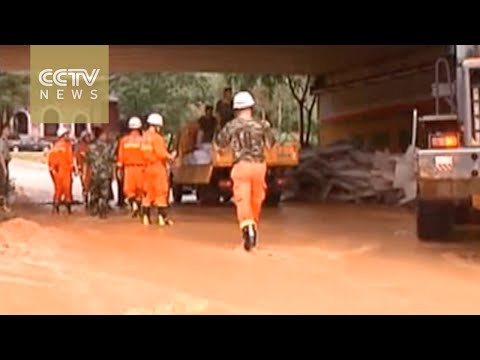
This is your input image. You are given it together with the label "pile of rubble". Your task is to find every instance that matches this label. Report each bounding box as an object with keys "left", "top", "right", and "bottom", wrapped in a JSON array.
[{"left": 284, "top": 142, "right": 417, "bottom": 206}]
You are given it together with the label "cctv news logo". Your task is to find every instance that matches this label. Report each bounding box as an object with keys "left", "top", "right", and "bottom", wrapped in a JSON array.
[
  {"left": 38, "top": 68, "right": 100, "bottom": 100},
  {"left": 30, "top": 45, "right": 109, "bottom": 125}
]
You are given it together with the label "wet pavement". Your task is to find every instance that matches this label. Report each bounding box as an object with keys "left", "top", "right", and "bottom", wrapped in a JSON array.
[{"left": 2, "top": 158, "right": 480, "bottom": 314}]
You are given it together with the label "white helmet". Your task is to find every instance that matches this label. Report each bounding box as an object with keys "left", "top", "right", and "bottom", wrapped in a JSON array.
[
  {"left": 233, "top": 91, "right": 256, "bottom": 110},
  {"left": 81, "top": 129, "right": 93, "bottom": 139},
  {"left": 57, "top": 126, "right": 70, "bottom": 137},
  {"left": 147, "top": 113, "right": 164, "bottom": 126},
  {"left": 128, "top": 116, "right": 142, "bottom": 129}
]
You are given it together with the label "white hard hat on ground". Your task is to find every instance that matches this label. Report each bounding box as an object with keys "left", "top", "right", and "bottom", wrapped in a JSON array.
[
  {"left": 147, "top": 113, "right": 164, "bottom": 126},
  {"left": 233, "top": 91, "right": 256, "bottom": 110},
  {"left": 57, "top": 126, "right": 70, "bottom": 137},
  {"left": 128, "top": 116, "right": 142, "bottom": 129}
]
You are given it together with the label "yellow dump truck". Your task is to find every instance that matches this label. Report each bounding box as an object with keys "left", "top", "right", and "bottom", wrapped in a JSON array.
[{"left": 170, "top": 121, "right": 299, "bottom": 206}]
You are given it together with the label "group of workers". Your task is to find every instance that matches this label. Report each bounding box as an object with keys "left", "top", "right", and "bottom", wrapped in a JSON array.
[
  {"left": 3, "top": 88, "right": 274, "bottom": 252},
  {"left": 48, "top": 113, "right": 176, "bottom": 226}
]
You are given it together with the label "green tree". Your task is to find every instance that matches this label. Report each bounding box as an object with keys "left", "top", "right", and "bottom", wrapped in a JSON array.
[
  {"left": 110, "top": 73, "right": 215, "bottom": 134},
  {"left": 0, "top": 72, "right": 30, "bottom": 132},
  {"left": 222, "top": 73, "right": 317, "bottom": 146},
  {"left": 286, "top": 75, "right": 317, "bottom": 147}
]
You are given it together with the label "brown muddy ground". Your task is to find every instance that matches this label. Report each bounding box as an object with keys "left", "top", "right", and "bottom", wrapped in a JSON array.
[
  {"left": 2, "top": 202, "right": 480, "bottom": 315},
  {"left": 3, "top": 158, "right": 480, "bottom": 315}
]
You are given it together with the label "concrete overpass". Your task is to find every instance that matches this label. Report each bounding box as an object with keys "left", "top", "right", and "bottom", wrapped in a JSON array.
[
  {"left": 0, "top": 45, "right": 449, "bottom": 150},
  {"left": 0, "top": 45, "right": 444, "bottom": 75}
]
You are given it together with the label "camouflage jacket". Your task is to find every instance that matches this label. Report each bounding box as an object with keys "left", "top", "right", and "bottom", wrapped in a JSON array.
[
  {"left": 215, "top": 116, "right": 275, "bottom": 163},
  {"left": 85, "top": 139, "right": 116, "bottom": 181}
]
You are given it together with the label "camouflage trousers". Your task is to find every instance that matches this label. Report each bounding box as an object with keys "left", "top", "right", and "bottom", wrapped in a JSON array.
[
  {"left": 89, "top": 176, "right": 112, "bottom": 210},
  {"left": 0, "top": 164, "right": 6, "bottom": 201}
]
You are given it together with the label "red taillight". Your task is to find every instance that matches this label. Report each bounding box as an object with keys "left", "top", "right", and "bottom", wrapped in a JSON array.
[{"left": 431, "top": 133, "right": 459, "bottom": 148}]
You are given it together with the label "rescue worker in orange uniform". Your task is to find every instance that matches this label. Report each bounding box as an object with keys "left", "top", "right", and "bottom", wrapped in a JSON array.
[
  {"left": 216, "top": 91, "right": 275, "bottom": 251},
  {"left": 117, "top": 116, "right": 145, "bottom": 217},
  {"left": 141, "top": 113, "right": 176, "bottom": 226},
  {"left": 75, "top": 130, "right": 93, "bottom": 209},
  {"left": 48, "top": 126, "right": 76, "bottom": 214}
]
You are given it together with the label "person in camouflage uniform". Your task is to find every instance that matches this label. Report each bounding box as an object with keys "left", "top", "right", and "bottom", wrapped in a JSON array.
[
  {"left": 85, "top": 127, "right": 116, "bottom": 219},
  {"left": 0, "top": 126, "right": 12, "bottom": 212},
  {"left": 216, "top": 91, "right": 275, "bottom": 252}
]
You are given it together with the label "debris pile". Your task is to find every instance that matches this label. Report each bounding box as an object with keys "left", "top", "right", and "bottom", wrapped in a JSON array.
[{"left": 284, "top": 142, "right": 416, "bottom": 206}]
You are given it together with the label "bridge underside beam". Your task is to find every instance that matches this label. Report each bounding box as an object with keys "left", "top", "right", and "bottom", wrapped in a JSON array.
[{"left": 0, "top": 45, "right": 443, "bottom": 75}]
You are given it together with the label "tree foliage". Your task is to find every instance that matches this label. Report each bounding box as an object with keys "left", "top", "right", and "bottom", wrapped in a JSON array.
[
  {"left": 222, "top": 73, "right": 317, "bottom": 146},
  {"left": 110, "top": 73, "right": 218, "bottom": 133},
  {"left": 0, "top": 72, "right": 30, "bottom": 131},
  {"left": 0, "top": 71, "right": 318, "bottom": 146}
]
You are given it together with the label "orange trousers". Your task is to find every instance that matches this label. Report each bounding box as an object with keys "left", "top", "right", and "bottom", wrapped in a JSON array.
[
  {"left": 142, "top": 164, "right": 169, "bottom": 207},
  {"left": 231, "top": 161, "right": 267, "bottom": 229},
  {"left": 124, "top": 165, "right": 144, "bottom": 200},
  {"left": 51, "top": 169, "right": 73, "bottom": 203}
]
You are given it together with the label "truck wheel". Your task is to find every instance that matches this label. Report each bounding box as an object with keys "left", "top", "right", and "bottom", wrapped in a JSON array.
[
  {"left": 197, "top": 185, "right": 220, "bottom": 205},
  {"left": 172, "top": 185, "right": 183, "bottom": 204},
  {"left": 221, "top": 194, "right": 232, "bottom": 204},
  {"left": 417, "top": 200, "right": 454, "bottom": 241},
  {"left": 455, "top": 199, "right": 471, "bottom": 225},
  {"left": 264, "top": 192, "right": 282, "bottom": 207}
]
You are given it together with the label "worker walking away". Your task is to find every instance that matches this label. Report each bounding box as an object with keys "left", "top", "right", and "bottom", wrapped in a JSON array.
[
  {"left": 0, "top": 126, "right": 12, "bottom": 212},
  {"left": 85, "top": 127, "right": 116, "bottom": 219},
  {"left": 141, "top": 113, "right": 176, "bottom": 226},
  {"left": 117, "top": 116, "right": 144, "bottom": 217},
  {"left": 75, "top": 130, "right": 93, "bottom": 209},
  {"left": 216, "top": 91, "right": 275, "bottom": 252},
  {"left": 48, "top": 126, "right": 76, "bottom": 214}
]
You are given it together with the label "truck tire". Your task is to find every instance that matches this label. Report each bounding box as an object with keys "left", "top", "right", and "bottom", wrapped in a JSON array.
[
  {"left": 197, "top": 185, "right": 220, "bottom": 205},
  {"left": 416, "top": 200, "right": 454, "bottom": 241},
  {"left": 264, "top": 192, "right": 282, "bottom": 207},
  {"left": 454, "top": 199, "right": 471, "bottom": 225},
  {"left": 221, "top": 194, "right": 233, "bottom": 204}
]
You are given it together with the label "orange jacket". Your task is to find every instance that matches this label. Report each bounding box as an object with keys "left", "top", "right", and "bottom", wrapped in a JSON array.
[
  {"left": 141, "top": 128, "right": 168, "bottom": 166},
  {"left": 48, "top": 138, "right": 74, "bottom": 174},
  {"left": 117, "top": 131, "right": 144, "bottom": 167}
]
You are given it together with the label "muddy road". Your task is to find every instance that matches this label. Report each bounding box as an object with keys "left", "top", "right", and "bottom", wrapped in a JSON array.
[{"left": 3, "top": 158, "right": 480, "bottom": 315}]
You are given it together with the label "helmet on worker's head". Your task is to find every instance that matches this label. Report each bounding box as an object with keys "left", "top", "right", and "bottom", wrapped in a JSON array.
[
  {"left": 57, "top": 126, "right": 70, "bottom": 138},
  {"left": 128, "top": 116, "right": 143, "bottom": 129},
  {"left": 80, "top": 130, "right": 91, "bottom": 140},
  {"left": 147, "top": 113, "right": 164, "bottom": 127},
  {"left": 233, "top": 91, "right": 256, "bottom": 110}
]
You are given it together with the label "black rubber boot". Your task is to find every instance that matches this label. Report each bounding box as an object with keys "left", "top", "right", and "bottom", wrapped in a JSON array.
[
  {"left": 98, "top": 199, "right": 107, "bottom": 219},
  {"left": 133, "top": 200, "right": 141, "bottom": 218},
  {"left": 157, "top": 206, "right": 173, "bottom": 226},
  {"left": 242, "top": 224, "right": 257, "bottom": 252},
  {"left": 89, "top": 201, "right": 98, "bottom": 216},
  {"left": 128, "top": 198, "right": 140, "bottom": 218},
  {"left": 84, "top": 193, "right": 89, "bottom": 210},
  {"left": 142, "top": 207, "right": 151, "bottom": 226},
  {"left": 53, "top": 202, "right": 60, "bottom": 215},
  {"left": 66, "top": 203, "right": 72, "bottom": 215},
  {"left": 0, "top": 197, "right": 11, "bottom": 213}
]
